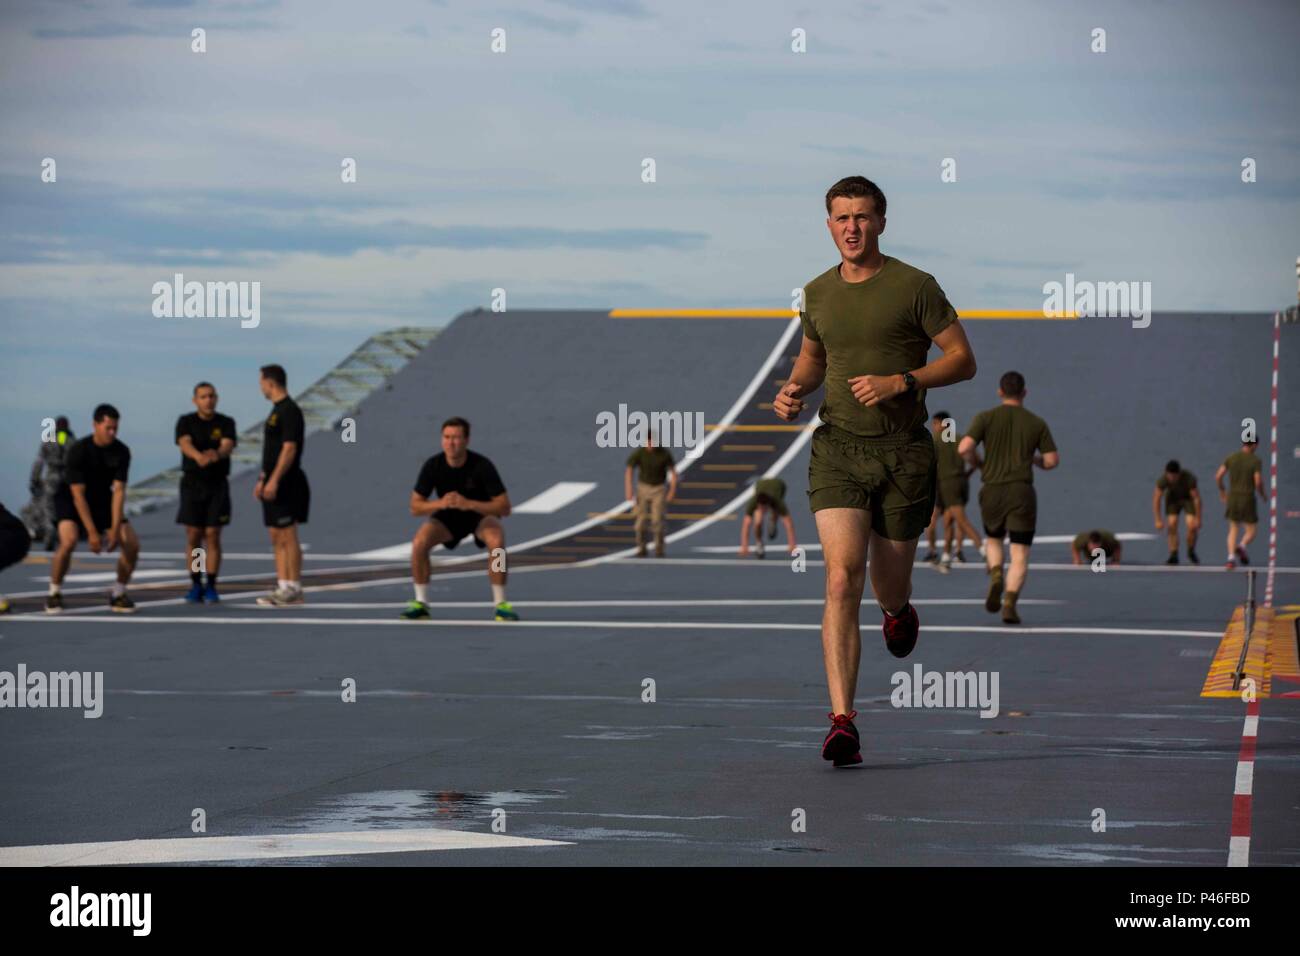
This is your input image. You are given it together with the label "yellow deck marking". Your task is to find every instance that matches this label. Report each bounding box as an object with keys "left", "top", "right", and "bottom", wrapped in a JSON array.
[
  {"left": 704, "top": 424, "right": 807, "bottom": 432},
  {"left": 702, "top": 464, "right": 756, "bottom": 472},
  {"left": 681, "top": 481, "right": 737, "bottom": 489},
  {"left": 1202, "top": 607, "right": 1291, "bottom": 698},
  {"left": 721, "top": 444, "right": 776, "bottom": 453},
  {"left": 609, "top": 309, "right": 1076, "bottom": 320}
]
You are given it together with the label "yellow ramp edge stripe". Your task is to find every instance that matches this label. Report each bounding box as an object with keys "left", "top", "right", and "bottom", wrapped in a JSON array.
[
  {"left": 609, "top": 309, "right": 1076, "bottom": 320},
  {"left": 1202, "top": 607, "right": 1278, "bottom": 698}
]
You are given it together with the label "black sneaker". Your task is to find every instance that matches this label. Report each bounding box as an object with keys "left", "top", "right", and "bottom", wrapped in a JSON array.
[
  {"left": 45, "top": 592, "right": 63, "bottom": 614},
  {"left": 1235, "top": 547, "right": 1250, "bottom": 567},
  {"left": 822, "top": 711, "right": 862, "bottom": 767},
  {"left": 954, "top": 551, "right": 967, "bottom": 563},
  {"left": 1165, "top": 552, "right": 1179, "bottom": 565},
  {"left": 921, "top": 551, "right": 938, "bottom": 564},
  {"left": 882, "top": 602, "right": 920, "bottom": 658},
  {"left": 1187, "top": 549, "right": 1200, "bottom": 565},
  {"left": 110, "top": 593, "right": 136, "bottom": 614}
]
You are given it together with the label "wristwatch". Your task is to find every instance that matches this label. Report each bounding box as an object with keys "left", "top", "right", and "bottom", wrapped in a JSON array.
[{"left": 902, "top": 371, "right": 918, "bottom": 392}]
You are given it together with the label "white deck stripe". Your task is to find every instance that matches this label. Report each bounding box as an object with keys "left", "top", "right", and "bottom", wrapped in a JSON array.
[
  {"left": 1242, "top": 715, "right": 1259, "bottom": 737},
  {"left": 216, "top": 597, "right": 1065, "bottom": 609},
  {"left": 1228, "top": 835, "right": 1251, "bottom": 868},
  {"left": 5, "top": 615, "right": 1222, "bottom": 637},
  {"left": 1234, "top": 761, "right": 1254, "bottom": 796},
  {"left": 692, "top": 532, "right": 1157, "bottom": 552},
  {"left": 0, "top": 828, "right": 570, "bottom": 867},
  {"left": 512, "top": 481, "right": 598, "bottom": 513}
]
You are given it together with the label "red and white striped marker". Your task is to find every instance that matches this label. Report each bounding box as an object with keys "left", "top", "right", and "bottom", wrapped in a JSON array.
[
  {"left": 1228, "top": 699, "right": 1259, "bottom": 867},
  {"left": 1265, "top": 311, "right": 1280, "bottom": 608}
]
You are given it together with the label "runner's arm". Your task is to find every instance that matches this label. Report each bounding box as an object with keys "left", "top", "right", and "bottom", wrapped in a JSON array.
[
  {"left": 217, "top": 437, "right": 235, "bottom": 460},
  {"left": 739, "top": 514, "right": 753, "bottom": 552},
  {"left": 666, "top": 465, "right": 677, "bottom": 502},
  {"left": 1255, "top": 468, "right": 1266, "bottom": 501},
  {"left": 957, "top": 436, "right": 980, "bottom": 469},
  {"left": 912, "top": 320, "right": 977, "bottom": 390},
  {"left": 1033, "top": 451, "right": 1059, "bottom": 470},
  {"left": 1214, "top": 464, "right": 1227, "bottom": 499},
  {"left": 1113, "top": 542, "right": 1123, "bottom": 565},
  {"left": 774, "top": 335, "right": 826, "bottom": 420},
  {"left": 460, "top": 492, "right": 510, "bottom": 519},
  {"left": 410, "top": 490, "right": 444, "bottom": 517},
  {"left": 1151, "top": 486, "right": 1163, "bottom": 524},
  {"left": 624, "top": 466, "right": 635, "bottom": 501}
]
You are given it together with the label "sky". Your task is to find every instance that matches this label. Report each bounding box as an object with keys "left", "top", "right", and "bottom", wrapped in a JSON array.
[{"left": 1, "top": 0, "right": 1298, "bottom": 507}]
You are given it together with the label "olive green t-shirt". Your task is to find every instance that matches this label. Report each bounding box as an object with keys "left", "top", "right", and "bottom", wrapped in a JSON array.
[
  {"left": 753, "top": 477, "right": 787, "bottom": 503},
  {"left": 932, "top": 430, "right": 966, "bottom": 482},
  {"left": 626, "top": 446, "right": 675, "bottom": 486},
  {"left": 799, "top": 256, "right": 958, "bottom": 438},
  {"left": 1223, "top": 451, "right": 1261, "bottom": 497},
  {"left": 965, "top": 404, "right": 1057, "bottom": 485},
  {"left": 1073, "top": 529, "right": 1118, "bottom": 556},
  {"left": 1155, "top": 470, "right": 1197, "bottom": 510}
]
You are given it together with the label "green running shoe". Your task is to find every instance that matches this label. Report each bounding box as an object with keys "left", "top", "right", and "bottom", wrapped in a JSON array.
[
  {"left": 493, "top": 601, "right": 519, "bottom": 621},
  {"left": 400, "top": 600, "right": 431, "bottom": 620}
]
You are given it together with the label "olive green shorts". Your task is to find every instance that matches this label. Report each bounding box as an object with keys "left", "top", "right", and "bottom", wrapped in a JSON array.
[
  {"left": 1226, "top": 494, "right": 1258, "bottom": 524},
  {"left": 936, "top": 477, "right": 969, "bottom": 510},
  {"left": 746, "top": 495, "right": 789, "bottom": 517},
  {"left": 806, "top": 424, "right": 936, "bottom": 541},
  {"left": 1165, "top": 499, "right": 1196, "bottom": 517},
  {"left": 979, "top": 480, "right": 1037, "bottom": 537}
]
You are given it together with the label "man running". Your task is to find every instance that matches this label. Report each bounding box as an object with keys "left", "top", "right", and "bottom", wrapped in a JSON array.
[
  {"left": 254, "top": 365, "right": 310, "bottom": 607},
  {"left": 1070, "top": 529, "right": 1122, "bottom": 565},
  {"left": 772, "top": 175, "right": 977, "bottom": 767},
  {"left": 175, "top": 382, "right": 237, "bottom": 603},
  {"left": 1216, "top": 439, "right": 1266, "bottom": 568},
  {"left": 1152, "top": 460, "right": 1201, "bottom": 564},
  {"left": 401, "top": 417, "right": 517, "bottom": 622},
  {"left": 47, "top": 404, "right": 139, "bottom": 614},
  {"left": 958, "top": 371, "right": 1058, "bottom": 626},
  {"left": 0, "top": 502, "right": 32, "bottom": 614},
  {"left": 625, "top": 435, "right": 677, "bottom": 557},
  {"left": 739, "top": 477, "right": 797, "bottom": 558},
  {"left": 930, "top": 410, "right": 982, "bottom": 571}
]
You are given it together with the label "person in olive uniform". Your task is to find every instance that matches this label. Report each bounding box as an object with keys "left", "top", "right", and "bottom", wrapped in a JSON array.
[
  {"left": 958, "top": 371, "right": 1058, "bottom": 625},
  {"left": 1152, "top": 460, "right": 1201, "bottom": 564},
  {"left": 175, "top": 382, "right": 237, "bottom": 603},
  {"left": 1071, "top": 529, "right": 1122, "bottom": 565},
  {"left": 739, "top": 476, "right": 797, "bottom": 558},
  {"left": 929, "top": 410, "right": 982, "bottom": 570},
  {"left": 772, "top": 176, "right": 977, "bottom": 768},
  {"left": 625, "top": 435, "right": 677, "bottom": 557},
  {"left": 27, "top": 415, "right": 75, "bottom": 550},
  {"left": 1215, "top": 439, "right": 1266, "bottom": 569}
]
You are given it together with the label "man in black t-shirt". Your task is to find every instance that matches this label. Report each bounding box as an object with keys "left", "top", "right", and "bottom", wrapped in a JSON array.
[
  {"left": 175, "top": 382, "right": 237, "bottom": 604},
  {"left": 47, "top": 404, "right": 139, "bottom": 614},
  {"left": 253, "top": 364, "right": 310, "bottom": 607},
  {"left": 401, "top": 417, "right": 515, "bottom": 622},
  {"left": 0, "top": 502, "right": 32, "bottom": 614}
]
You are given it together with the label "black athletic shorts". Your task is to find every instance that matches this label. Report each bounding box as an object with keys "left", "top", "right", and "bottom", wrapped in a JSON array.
[
  {"left": 262, "top": 470, "right": 310, "bottom": 528},
  {"left": 431, "top": 509, "right": 487, "bottom": 549},
  {"left": 0, "top": 505, "right": 31, "bottom": 571},
  {"left": 177, "top": 480, "right": 232, "bottom": 528},
  {"left": 53, "top": 491, "right": 120, "bottom": 539}
]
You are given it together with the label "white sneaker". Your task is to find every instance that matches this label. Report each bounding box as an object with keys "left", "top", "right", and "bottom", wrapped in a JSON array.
[{"left": 256, "top": 587, "right": 304, "bottom": 607}]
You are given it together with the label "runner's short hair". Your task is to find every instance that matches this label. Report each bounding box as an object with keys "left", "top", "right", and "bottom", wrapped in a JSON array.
[
  {"left": 999, "top": 371, "right": 1026, "bottom": 397},
  {"left": 260, "top": 364, "right": 287, "bottom": 388},
  {"left": 1087, "top": 531, "right": 1104, "bottom": 546},
  {"left": 1165, "top": 460, "right": 1181, "bottom": 474},
  {"left": 825, "top": 176, "right": 887, "bottom": 217},
  {"left": 442, "top": 417, "right": 470, "bottom": 438},
  {"left": 93, "top": 403, "right": 119, "bottom": 422},
  {"left": 194, "top": 381, "right": 215, "bottom": 395},
  {"left": 55, "top": 416, "right": 69, "bottom": 431},
  {"left": 932, "top": 410, "right": 951, "bottom": 422}
]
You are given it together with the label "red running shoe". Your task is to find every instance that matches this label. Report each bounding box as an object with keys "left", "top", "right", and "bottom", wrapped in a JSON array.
[
  {"left": 822, "top": 711, "right": 861, "bottom": 767},
  {"left": 883, "top": 602, "right": 919, "bottom": 658}
]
